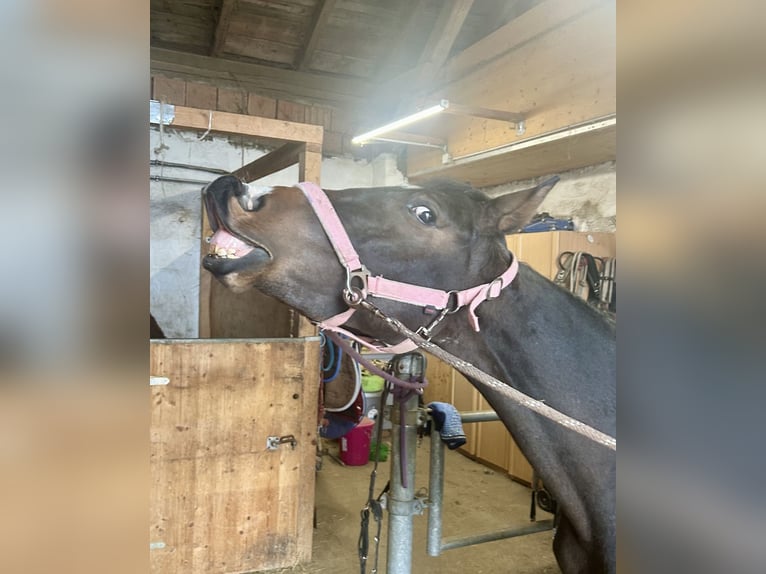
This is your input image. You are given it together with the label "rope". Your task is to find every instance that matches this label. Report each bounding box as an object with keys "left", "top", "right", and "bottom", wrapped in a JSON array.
[{"left": 356, "top": 299, "right": 617, "bottom": 451}]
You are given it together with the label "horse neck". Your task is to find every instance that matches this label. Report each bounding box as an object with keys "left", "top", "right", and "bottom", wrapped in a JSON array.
[{"left": 438, "top": 263, "right": 616, "bottom": 434}]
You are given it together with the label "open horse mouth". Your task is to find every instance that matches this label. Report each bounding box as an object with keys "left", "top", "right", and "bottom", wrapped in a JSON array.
[{"left": 201, "top": 175, "right": 273, "bottom": 274}]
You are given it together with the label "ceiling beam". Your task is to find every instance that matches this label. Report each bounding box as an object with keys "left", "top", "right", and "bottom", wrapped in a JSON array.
[
  {"left": 391, "top": 0, "right": 473, "bottom": 114},
  {"left": 210, "top": 0, "right": 237, "bottom": 57},
  {"left": 151, "top": 47, "right": 373, "bottom": 107},
  {"left": 416, "top": 0, "right": 474, "bottom": 80},
  {"left": 380, "top": 0, "right": 603, "bottom": 106},
  {"left": 295, "top": 0, "right": 336, "bottom": 71},
  {"left": 232, "top": 141, "right": 313, "bottom": 183}
]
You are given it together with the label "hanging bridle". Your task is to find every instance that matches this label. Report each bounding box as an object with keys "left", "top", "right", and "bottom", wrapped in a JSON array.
[{"left": 296, "top": 182, "right": 519, "bottom": 353}]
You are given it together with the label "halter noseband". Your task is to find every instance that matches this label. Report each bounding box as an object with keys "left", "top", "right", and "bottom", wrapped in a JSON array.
[{"left": 297, "top": 182, "right": 519, "bottom": 353}]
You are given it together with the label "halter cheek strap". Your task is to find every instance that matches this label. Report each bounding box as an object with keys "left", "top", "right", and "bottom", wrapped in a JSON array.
[{"left": 296, "top": 182, "right": 519, "bottom": 352}]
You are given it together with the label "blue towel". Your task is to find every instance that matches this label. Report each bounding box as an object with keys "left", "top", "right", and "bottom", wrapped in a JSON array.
[{"left": 428, "top": 402, "right": 466, "bottom": 450}]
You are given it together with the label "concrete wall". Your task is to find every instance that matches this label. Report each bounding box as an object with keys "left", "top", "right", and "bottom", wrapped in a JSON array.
[
  {"left": 150, "top": 128, "right": 404, "bottom": 337},
  {"left": 481, "top": 161, "right": 616, "bottom": 232}
]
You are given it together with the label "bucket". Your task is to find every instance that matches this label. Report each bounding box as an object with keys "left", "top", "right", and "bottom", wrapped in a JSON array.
[{"left": 340, "top": 417, "right": 375, "bottom": 466}]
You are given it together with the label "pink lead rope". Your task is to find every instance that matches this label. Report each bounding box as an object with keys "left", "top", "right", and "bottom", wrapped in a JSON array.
[{"left": 296, "top": 182, "right": 519, "bottom": 352}]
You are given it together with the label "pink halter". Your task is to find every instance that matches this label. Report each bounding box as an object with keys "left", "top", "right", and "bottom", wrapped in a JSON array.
[{"left": 296, "top": 182, "right": 519, "bottom": 353}]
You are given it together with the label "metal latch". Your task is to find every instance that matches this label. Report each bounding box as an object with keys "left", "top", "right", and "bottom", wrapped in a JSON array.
[{"left": 266, "top": 435, "right": 297, "bottom": 451}]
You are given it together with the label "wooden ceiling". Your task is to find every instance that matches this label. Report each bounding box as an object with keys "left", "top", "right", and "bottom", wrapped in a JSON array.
[
  {"left": 151, "top": 0, "right": 538, "bottom": 110},
  {"left": 151, "top": 0, "right": 616, "bottom": 186}
]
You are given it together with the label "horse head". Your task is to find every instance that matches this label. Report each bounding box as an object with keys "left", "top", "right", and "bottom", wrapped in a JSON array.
[{"left": 202, "top": 175, "right": 558, "bottom": 342}]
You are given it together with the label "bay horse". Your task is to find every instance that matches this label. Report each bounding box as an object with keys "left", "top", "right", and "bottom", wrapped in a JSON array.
[{"left": 201, "top": 175, "right": 616, "bottom": 574}]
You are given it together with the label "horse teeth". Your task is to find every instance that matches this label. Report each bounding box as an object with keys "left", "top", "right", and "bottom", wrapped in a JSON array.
[
  {"left": 216, "top": 247, "right": 227, "bottom": 257},
  {"left": 227, "top": 248, "right": 237, "bottom": 256}
]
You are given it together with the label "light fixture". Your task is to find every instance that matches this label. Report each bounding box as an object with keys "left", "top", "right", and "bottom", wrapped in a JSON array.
[
  {"left": 351, "top": 99, "right": 525, "bottom": 147},
  {"left": 351, "top": 100, "right": 449, "bottom": 145}
]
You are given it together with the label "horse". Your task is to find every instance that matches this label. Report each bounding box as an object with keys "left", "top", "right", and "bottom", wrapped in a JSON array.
[{"left": 201, "top": 175, "right": 616, "bottom": 574}]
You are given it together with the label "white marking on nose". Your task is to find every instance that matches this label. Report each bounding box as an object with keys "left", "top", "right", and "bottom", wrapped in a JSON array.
[{"left": 244, "top": 184, "right": 274, "bottom": 200}]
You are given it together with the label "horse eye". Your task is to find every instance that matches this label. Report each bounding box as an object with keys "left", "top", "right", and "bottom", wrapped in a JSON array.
[{"left": 412, "top": 206, "right": 436, "bottom": 225}]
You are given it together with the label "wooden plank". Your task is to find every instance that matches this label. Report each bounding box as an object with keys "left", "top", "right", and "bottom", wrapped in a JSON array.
[
  {"left": 247, "top": 93, "right": 277, "bottom": 118},
  {"left": 415, "top": 0, "right": 474, "bottom": 81},
  {"left": 373, "top": 0, "right": 427, "bottom": 81},
  {"left": 309, "top": 49, "right": 375, "bottom": 78},
  {"left": 210, "top": 0, "right": 237, "bottom": 57},
  {"left": 298, "top": 149, "right": 322, "bottom": 183},
  {"left": 224, "top": 35, "right": 300, "bottom": 66},
  {"left": 216, "top": 87, "right": 246, "bottom": 114},
  {"left": 152, "top": 75, "right": 186, "bottom": 105},
  {"left": 277, "top": 100, "right": 307, "bottom": 123},
  {"left": 151, "top": 47, "right": 372, "bottom": 106},
  {"left": 407, "top": 119, "right": 615, "bottom": 187},
  {"left": 168, "top": 105, "right": 324, "bottom": 145},
  {"left": 405, "top": 0, "right": 615, "bottom": 177},
  {"left": 150, "top": 339, "right": 320, "bottom": 572},
  {"left": 210, "top": 281, "right": 295, "bottom": 338},
  {"left": 296, "top": 0, "right": 336, "bottom": 70},
  {"left": 185, "top": 82, "right": 217, "bottom": 109},
  {"left": 474, "top": 395, "right": 510, "bottom": 471},
  {"left": 232, "top": 141, "right": 305, "bottom": 183},
  {"left": 452, "top": 373, "right": 478, "bottom": 457},
  {"left": 441, "top": 0, "right": 605, "bottom": 86},
  {"left": 423, "top": 355, "right": 454, "bottom": 405}
]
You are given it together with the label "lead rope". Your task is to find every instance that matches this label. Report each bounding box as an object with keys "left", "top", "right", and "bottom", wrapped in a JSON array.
[{"left": 354, "top": 299, "right": 617, "bottom": 451}]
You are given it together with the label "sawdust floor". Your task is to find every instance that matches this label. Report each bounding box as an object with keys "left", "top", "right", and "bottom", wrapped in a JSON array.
[{"left": 262, "top": 434, "right": 559, "bottom": 574}]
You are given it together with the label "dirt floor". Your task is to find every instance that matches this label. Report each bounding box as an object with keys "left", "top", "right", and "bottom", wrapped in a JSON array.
[{"left": 261, "top": 434, "right": 559, "bottom": 574}]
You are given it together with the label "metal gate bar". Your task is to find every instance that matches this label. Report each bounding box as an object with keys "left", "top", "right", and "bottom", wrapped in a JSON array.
[{"left": 427, "top": 410, "right": 554, "bottom": 557}]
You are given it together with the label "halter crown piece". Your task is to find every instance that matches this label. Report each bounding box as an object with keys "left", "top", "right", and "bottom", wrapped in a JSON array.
[{"left": 296, "top": 182, "right": 519, "bottom": 354}]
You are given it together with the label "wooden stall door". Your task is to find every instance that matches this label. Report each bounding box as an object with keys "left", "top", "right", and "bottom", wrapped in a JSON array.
[{"left": 150, "top": 338, "right": 320, "bottom": 574}]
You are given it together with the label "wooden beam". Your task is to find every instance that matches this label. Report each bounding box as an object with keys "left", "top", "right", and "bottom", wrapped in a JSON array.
[
  {"left": 406, "top": 0, "right": 615, "bottom": 175},
  {"left": 232, "top": 141, "right": 305, "bottom": 183},
  {"left": 391, "top": 0, "right": 473, "bottom": 113},
  {"left": 151, "top": 47, "right": 372, "bottom": 107},
  {"left": 407, "top": 117, "right": 616, "bottom": 187},
  {"left": 442, "top": 102, "right": 524, "bottom": 124},
  {"left": 158, "top": 104, "right": 324, "bottom": 145},
  {"left": 295, "top": 0, "right": 336, "bottom": 70},
  {"left": 210, "top": 0, "right": 237, "bottom": 57},
  {"left": 374, "top": 0, "right": 426, "bottom": 81},
  {"left": 379, "top": 0, "right": 604, "bottom": 104},
  {"left": 416, "top": 0, "right": 474, "bottom": 79}
]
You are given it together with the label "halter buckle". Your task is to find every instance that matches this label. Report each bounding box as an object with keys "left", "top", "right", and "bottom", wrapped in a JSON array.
[
  {"left": 344, "top": 266, "right": 369, "bottom": 307},
  {"left": 485, "top": 276, "right": 504, "bottom": 301}
]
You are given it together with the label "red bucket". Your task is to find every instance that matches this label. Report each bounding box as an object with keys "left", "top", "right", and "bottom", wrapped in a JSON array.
[{"left": 339, "top": 418, "right": 375, "bottom": 466}]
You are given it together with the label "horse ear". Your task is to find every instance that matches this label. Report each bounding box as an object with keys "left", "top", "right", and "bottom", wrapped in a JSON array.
[{"left": 488, "top": 175, "right": 560, "bottom": 233}]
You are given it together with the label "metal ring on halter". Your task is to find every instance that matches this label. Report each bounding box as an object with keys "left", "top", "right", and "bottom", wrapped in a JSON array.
[
  {"left": 485, "top": 277, "right": 504, "bottom": 301},
  {"left": 343, "top": 285, "right": 365, "bottom": 306},
  {"left": 444, "top": 290, "right": 461, "bottom": 314}
]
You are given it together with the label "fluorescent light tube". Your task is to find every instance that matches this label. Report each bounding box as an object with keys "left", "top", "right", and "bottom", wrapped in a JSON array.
[{"left": 351, "top": 100, "right": 448, "bottom": 145}]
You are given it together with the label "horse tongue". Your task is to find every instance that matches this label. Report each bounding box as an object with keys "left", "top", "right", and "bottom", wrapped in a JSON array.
[{"left": 209, "top": 229, "right": 254, "bottom": 257}]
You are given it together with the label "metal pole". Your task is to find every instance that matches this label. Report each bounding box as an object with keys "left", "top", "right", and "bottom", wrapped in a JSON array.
[
  {"left": 427, "top": 428, "right": 445, "bottom": 557},
  {"left": 440, "top": 520, "right": 554, "bottom": 551},
  {"left": 386, "top": 392, "right": 419, "bottom": 574},
  {"left": 459, "top": 410, "right": 500, "bottom": 423}
]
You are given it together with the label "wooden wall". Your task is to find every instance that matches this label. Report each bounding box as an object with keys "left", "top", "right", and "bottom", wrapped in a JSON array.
[
  {"left": 151, "top": 74, "right": 364, "bottom": 158},
  {"left": 150, "top": 338, "right": 321, "bottom": 573},
  {"left": 423, "top": 230, "right": 615, "bottom": 484}
]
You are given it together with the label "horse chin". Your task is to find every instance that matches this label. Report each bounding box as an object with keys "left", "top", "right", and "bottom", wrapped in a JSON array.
[{"left": 202, "top": 248, "right": 272, "bottom": 292}]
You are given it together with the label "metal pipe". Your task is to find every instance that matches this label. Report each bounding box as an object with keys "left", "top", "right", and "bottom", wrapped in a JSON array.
[
  {"left": 149, "top": 159, "right": 229, "bottom": 175},
  {"left": 427, "top": 428, "right": 445, "bottom": 557},
  {"left": 439, "top": 520, "right": 555, "bottom": 552},
  {"left": 386, "top": 392, "right": 419, "bottom": 574},
  {"left": 459, "top": 410, "right": 500, "bottom": 424},
  {"left": 149, "top": 175, "right": 211, "bottom": 185}
]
